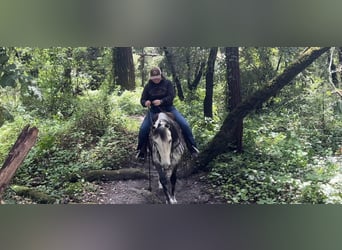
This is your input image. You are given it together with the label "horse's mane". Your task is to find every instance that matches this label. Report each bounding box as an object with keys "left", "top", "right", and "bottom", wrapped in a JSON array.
[{"left": 153, "top": 126, "right": 169, "bottom": 141}]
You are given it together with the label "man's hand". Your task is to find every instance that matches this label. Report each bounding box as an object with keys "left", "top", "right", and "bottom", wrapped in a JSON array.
[
  {"left": 152, "top": 100, "right": 162, "bottom": 106},
  {"left": 145, "top": 100, "right": 151, "bottom": 107}
]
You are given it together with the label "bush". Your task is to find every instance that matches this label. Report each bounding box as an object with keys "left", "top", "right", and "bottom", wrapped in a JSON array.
[
  {"left": 81, "top": 127, "right": 137, "bottom": 170},
  {"left": 73, "top": 92, "right": 110, "bottom": 137},
  {"left": 208, "top": 152, "right": 302, "bottom": 204},
  {"left": 115, "top": 89, "right": 145, "bottom": 115}
]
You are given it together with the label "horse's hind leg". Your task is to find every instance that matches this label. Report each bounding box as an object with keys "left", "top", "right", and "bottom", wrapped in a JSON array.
[{"left": 169, "top": 168, "right": 177, "bottom": 204}]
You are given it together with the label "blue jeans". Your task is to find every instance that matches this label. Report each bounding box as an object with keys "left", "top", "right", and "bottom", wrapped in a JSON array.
[{"left": 137, "top": 106, "right": 197, "bottom": 151}]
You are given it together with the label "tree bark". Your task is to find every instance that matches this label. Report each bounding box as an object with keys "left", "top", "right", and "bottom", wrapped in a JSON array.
[
  {"left": 0, "top": 125, "right": 39, "bottom": 201},
  {"left": 61, "top": 48, "right": 72, "bottom": 93},
  {"left": 138, "top": 48, "right": 146, "bottom": 87},
  {"left": 226, "top": 47, "right": 243, "bottom": 152},
  {"left": 113, "top": 47, "right": 136, "bottom": 91},
  {"left": 203, "top": 47, "right": 218, "bottom": 118},
  {"left": 194, "top": 47, "right": 330, "bottom": 172},
  {"left": 162, "top": 47, "right": 185, "bottom": 101},
  {"left": 188, "top": 62, "right": 205, "bottom": 91},
  {"left": 338, "top": 47, "right": 342, "bottom": 88}
]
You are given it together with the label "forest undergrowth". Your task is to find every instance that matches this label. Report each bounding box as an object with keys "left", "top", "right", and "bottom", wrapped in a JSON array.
[{"left": 1, "top": 86, "right": 341, "bottom": 204}]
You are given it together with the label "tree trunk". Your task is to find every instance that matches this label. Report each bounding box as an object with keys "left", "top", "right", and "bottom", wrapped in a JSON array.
[
  {"left": 113, "top": 47, "right": 136, "bottom": 91},
  {"left": 62, "top": 48, "right": 72, "bottom": 93},
  {"left": 338, "top": 47, "right": 342, "bottom": 88},
  {"left": 139, "top": 48, "right": 146, "bottom": 87},
  {"left": 203, "top": 47, "right": 218, "bottom": 118},
  {"left": 329, "top": 51, "right": 339, "bottom": 85},
  {"left": 87, "top": 47, "right": 104, "bottom": 90},
  {"left": 185, "top": 48, "right": 191, "bottom": 89},
  {"left": 188, "top": 62, "right": 205, "bottom": 91},
  {"left": 0, "top": 125, "right": 39, "bottom": 201},
  {"left": 162, "top": 47, "right": 185, "bottom": 101},
  {"left": 226, "top": 47, "right": 243, "bottom": 152},
  {"left": 194, "top": 47, "right": 330, "bottom": 172}
]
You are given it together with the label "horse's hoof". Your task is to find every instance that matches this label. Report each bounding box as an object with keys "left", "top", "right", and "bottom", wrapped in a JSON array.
[{"left": 170, "top": 197, "right": 177, "bottom": 204}]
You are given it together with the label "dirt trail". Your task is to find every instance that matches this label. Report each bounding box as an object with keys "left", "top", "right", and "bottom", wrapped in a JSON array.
[
  {"left": 81, "top": 114, "right": 225, "bottom": 204},
  {"left": 82, "top": 160, "right": 225, "bottom": 204}
]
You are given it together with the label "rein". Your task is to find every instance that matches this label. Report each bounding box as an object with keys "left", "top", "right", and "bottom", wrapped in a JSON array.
[{"left": 147, "top": 106, "right": 152, "bottom": 191}]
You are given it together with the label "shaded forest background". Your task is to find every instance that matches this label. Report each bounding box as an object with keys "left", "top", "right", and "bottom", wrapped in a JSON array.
[{"left": 0, "top": 47, "right": 341, "bottom": 204}]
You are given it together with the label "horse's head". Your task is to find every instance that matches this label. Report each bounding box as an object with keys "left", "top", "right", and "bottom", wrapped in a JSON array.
[{"left": 150, "top": 113, "right": 175, "bottom": 168}]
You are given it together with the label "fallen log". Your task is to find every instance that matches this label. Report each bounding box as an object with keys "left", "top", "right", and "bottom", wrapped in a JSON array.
[
  {"left": 84, "top": 168, "right": 148, "bottom": 182},
  {"left": 11, "top": 185, "right": 56, "bottom": 204},
  {"left": 0, "top": 125, "right": 39, "bottom": 202}
]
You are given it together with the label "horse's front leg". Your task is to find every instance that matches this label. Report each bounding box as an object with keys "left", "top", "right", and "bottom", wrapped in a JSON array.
[
  {"left": 155, "top": 165, "right": 172, "bottom": 204},
  {"left": 169, "top": 168, "right": 178, "bottom": 204}
]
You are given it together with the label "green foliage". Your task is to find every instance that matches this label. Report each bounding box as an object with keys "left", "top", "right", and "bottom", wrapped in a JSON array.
[
  {"left": 73, "top": 91, "right": 110, "bottom": 137},
  {"left": 113, "top": 88, "right": 145, "bottom": 116},
  {"left": 208, "top": 152, "right": 303, "bottom": 204},
  {"left": 175, "top": 88, "right": 223, "bottom": 148},
  {"left": 1, "top": 86, "right": 141, "bottom": 203},
  {"left": 83, "top": 127, "right": 137, "bottom": 170},
  {"left": 0, "top": 105, "right": 14, "bottom": 127},
  {"left": 208, "top": 74, "right": 342, "bottom": 204},
  {"left": 0, "top": 48, "right": 18, "bottom": 88},
  {"left": 300, "top": 183, "right": 327, "bottom": 204}
]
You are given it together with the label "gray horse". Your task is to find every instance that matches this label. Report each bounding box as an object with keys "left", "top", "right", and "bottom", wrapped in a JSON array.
[{"left": 149, "top": 112, "right": 185, "bottom": 204}]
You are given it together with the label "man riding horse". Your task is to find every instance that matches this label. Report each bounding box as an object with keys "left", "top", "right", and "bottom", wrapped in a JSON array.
[{"left": 136, "top": 66, "right": 199, "bottom": 160}]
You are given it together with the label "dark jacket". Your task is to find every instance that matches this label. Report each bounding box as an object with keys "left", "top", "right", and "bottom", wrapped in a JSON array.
[{"left": 140, "top": 78, "right": 175, "bottom": 112}]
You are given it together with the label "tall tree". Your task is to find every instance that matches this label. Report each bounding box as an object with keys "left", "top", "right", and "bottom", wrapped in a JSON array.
[
  {"left": 225, "top": 47, "right": 243, "bottom": 152},
  {"left": 86, "top": 47, "right": 106, "bottom": 90},
  {"left": 136, "top": 47, "right": 159, "bottom": 87},
  {"left": 337, "top": 47, "right": 342, "bottom": 88},
  {"left": 189, "top": 61, "right": 205, "bottom": 91},
  {"left": 194, "top": 47, "right": 330, "bottom": 172},
  {"left": 203, "top": 47, "right": 218, "bottom": 118},
  {"left": 162, "top": 47, "right": 184, "bottom": 101},
  {"left": 61, "top": 48, "right": 72, "bottom": 94},
  {"left": 138, "top": 47, "right": 146, "bottom": 87},
  {"left": 113, "top": 47, "right": 135, "bottom": 91},
  {"left": 185, "top": 48, "right": 206, "bottom": 91}
]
